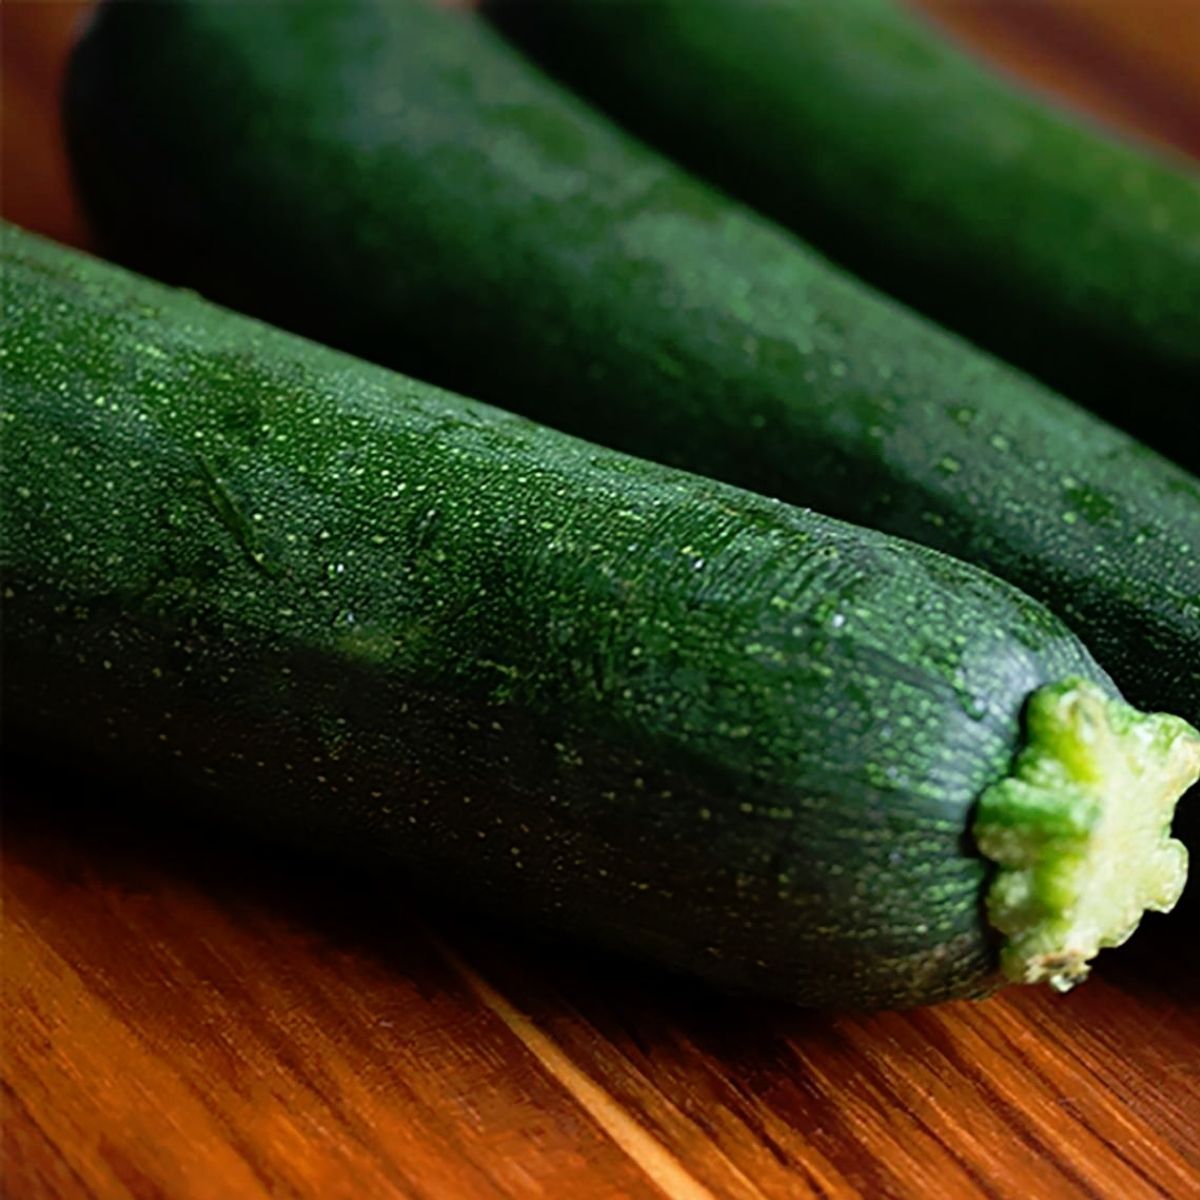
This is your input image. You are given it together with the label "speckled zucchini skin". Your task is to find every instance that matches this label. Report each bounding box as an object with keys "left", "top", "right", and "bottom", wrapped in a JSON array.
[
  {"left": 490, "top": 0, "right": 1200, "bottom": 469},
  {"left": 1, "top": 226, "right": 1113, "bottom": 1009},
  {"left": 64, "top": 0, "right": 1200, "bottom": 736}
]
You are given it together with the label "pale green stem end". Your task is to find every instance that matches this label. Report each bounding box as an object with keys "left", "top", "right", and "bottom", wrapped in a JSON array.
[{"left": 974, "top": 678, "right": 1199, "bottom": 993}]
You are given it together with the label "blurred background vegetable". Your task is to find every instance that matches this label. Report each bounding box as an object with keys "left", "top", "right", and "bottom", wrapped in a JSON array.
[{"left": 6, "top": 0, "right": 1199, "bottom": 252}]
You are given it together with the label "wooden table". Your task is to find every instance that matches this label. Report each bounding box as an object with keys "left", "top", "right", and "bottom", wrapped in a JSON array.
[
  {"left": 3, "top": 4, "right": 1199, "bottom": 1196},
  {"left": 4, "top": 773, "right": 1200, "bottom": 1200}
]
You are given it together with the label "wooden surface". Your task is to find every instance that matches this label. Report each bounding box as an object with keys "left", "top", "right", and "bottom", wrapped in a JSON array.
[
  {"left": 3, "top": 3, "right": 1200, "bottom": 1197},
  {"left": 920, "top": 0, "right": 1200, "bottom": 159},
  {"left": 5, "top": 779, "right": 1200, "bottom": 1200}
]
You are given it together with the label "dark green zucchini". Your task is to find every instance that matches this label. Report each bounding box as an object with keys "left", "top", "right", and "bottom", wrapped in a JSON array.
[
  {"left": 490, "top": 0, "right": 1200, "bottom": 467},
  {"left": 3, "top": 225, "right": 1195, "bottom": 1008},
  {"left": 64, "top": 0, "right": 1200, "bottom": 739}
]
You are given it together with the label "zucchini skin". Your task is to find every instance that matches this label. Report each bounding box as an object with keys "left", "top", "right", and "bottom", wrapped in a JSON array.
[
  {"left": 490, "top": 0, "right": 1200, "bottom": 468},
  {"left": 1, "top": 226, "right": 1108, "bottom": 1009},
  {"left": 64, "top": 0, "right": 1200, "bottom": 734}
]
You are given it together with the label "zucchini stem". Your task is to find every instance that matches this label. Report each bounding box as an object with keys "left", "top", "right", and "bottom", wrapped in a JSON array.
[{"left": 974, "top": 678, "right": 1199, "bottom": 992}]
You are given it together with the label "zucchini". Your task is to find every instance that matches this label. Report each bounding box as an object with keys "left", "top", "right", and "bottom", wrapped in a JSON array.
[
  {"left": 3, "top": 225, "right": 1195, "bottom": 1008},
  {"left": 490, "top": 0, "right": 1200, "bottom": 468},
  {"left": 64, "top": 0, "right": 1200, "bottom": 737}
]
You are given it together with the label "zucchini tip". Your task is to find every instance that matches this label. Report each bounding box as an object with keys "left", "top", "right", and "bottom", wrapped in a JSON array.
[{"left": 973, "top": 677, "right": 1198, "bottom": 992}]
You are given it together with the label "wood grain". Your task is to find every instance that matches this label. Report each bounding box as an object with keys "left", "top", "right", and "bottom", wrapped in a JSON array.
[
  {"left": 3, "top": 780, "right": 1199, "bottom": 1200},
  {"left": 3, "top": 3, "right": 1200, "bottom": 1197}
]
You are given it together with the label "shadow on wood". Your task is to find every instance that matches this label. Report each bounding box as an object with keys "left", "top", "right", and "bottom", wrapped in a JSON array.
[{"left": 3, "top": 755, "right": 1198, "bottom": 1199}]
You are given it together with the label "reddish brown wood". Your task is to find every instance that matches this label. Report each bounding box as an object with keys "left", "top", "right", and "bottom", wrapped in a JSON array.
[
  {"left": 914, "top": 0, "right": 1200, "bottom": 160},
  {"left": 0, "top": 1, "right": 91, "bottom": 248},
  {"left": 3, "top": 4, "right": 1199, "bottom": 1197},
  {"left": 1, "top": 789, "right": 669, "bottom": 1200},
  {"left": 3, "top": 784, "right": 1199, "bottom": 1200}
]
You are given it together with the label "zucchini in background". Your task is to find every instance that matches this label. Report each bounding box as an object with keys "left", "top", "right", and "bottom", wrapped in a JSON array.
[
  {"left": 4, "top": 226, "right": 1197, "bottom": 1008},
  {"left": 64, "top": 0, "right": 1200, "bottom": 742},
  {"left": 490, "top": 0, "right": 1200, "bottom": 470}
]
